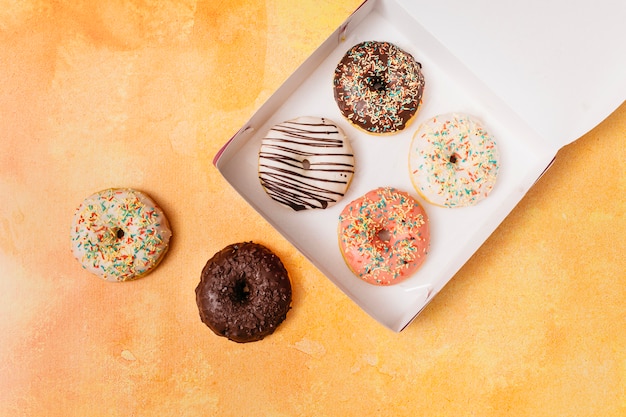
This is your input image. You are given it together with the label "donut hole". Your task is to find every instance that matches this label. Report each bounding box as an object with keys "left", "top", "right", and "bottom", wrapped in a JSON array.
[
  {"left": 112, "top": 227, "right": 125, "bottom": 240},
  {"left": 230, "top": 278, "right": 251, "bottom": 304},
  {"left": 302, "top": 159, "right": 311, "bottom": 170},
  {"left": 368, "top": 75, "right": 386, "bottom": 92},
  {"left": 377, "top": 229, "right": 392, "bottom": 243},
  {"left": 449, "top": 153, "right": 460, "bottom": 164}
]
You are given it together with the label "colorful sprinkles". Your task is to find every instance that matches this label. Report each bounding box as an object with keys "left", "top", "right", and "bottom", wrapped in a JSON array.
[
  {"left": 333, "top": 41, "right": 425, "bottom": 134},
  {"left": 338, "top": 187, "right": 430, "bottom": 286},
  {"left": 409, "top": 113, "right": 500, "bottom": 207},
  {"left": 70, "top": 188, "right": 172, "bottom": 282}
]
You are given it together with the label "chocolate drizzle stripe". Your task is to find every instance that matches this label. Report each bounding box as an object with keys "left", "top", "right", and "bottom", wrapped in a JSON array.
[
  {"left": 260, "top": 148, "right": 354, "bottom": 171},
  {"left": 259, "top": 118, "right": 355, "bottom": 211},
  {"left": 260, "top": 174, "right": 343, "bottom": 210}
]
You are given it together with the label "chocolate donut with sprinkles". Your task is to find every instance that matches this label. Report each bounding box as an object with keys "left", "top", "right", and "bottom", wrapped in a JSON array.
[
  {"left": 409, "top": 113, "right": 500, "bottom": 207},
  {"left": 70, "top": 188, "right": 172, "bottom": 282},
  {"left": 258, "top": 116, "right": 355, "bottom": 210},
  {"left": 338, "top": 187, "right": 430, "bottom": 286},
  {"left": 195, "top": 242, "right": 292, "bottom": 343},
  {"left": 333, "top": 40, "right": 425, "bottom": 134}
]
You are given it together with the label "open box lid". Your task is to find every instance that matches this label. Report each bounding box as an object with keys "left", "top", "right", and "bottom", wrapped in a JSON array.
[{"left": 398, "top": 0, "right": 626, "bottom": 148}]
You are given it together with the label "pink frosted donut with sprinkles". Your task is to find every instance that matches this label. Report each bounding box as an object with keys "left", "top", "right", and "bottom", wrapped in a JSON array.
[
  {"left": 338, "top": 187, "right": 430, "bottom": 286},
  {"left": 71, "top": 188, "right": 172, "bottom": 282},
  {"left": 409, "top": 113, "right": 500, "bottom": 207},
  {"left": 333, "top": 40, "right": 425, "bottom": 134}
]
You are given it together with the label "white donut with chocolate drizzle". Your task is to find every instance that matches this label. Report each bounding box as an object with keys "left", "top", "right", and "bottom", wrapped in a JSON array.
[{"left": 258, "top": 116, "right": 355, "bottom": 211}]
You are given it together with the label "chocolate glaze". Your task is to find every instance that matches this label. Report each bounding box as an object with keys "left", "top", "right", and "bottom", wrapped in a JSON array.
[
  {"left": 333, "top": 41, "right": 425, "bottom": 134},
  {"left": 195, "top": 242, "right": 292, "bottom": 343}
]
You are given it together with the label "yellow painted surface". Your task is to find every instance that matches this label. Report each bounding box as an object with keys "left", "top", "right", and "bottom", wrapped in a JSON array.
[{"left": 0, "top": 1, "right": 624, "bottom": 416}]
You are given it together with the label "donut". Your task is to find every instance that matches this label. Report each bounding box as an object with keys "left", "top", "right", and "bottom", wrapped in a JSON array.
[
  {"left": 338, "top": 187, "right": 430, "bottom": 286},
  {"left": 258, "top": 116, "right": 355, "bottom": 210},
  {"left": 70, "top": 188, "right": 172, "bottom": 282},
  {"left": 409, "top": 113, "right": 500, "bottom": 207},
  {"left": 195, "top": 242, "right": 292, "bottom": 343},
  {"left": 333, "top": 40, "right": 425, "bottom": 134}
]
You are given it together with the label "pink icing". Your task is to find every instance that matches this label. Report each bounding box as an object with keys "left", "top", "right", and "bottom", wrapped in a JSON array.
[{"left": 338, "top": 187, "right": 430, "bottom": 285}]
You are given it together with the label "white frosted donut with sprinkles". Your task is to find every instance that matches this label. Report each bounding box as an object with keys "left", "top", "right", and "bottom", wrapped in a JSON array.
[
  {"left": 409, "top": 113, "right": 500, "bottom": 207},
  {"left": 258, "top": 116, "right": 355, "bottom": 211},
  {"left": 71, "top": 188, "right": 172, "bottom": 282}
]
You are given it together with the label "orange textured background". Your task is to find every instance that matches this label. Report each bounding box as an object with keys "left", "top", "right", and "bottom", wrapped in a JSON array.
[{"left": 1, "top": 1, "right": 625, "bottom": 416}]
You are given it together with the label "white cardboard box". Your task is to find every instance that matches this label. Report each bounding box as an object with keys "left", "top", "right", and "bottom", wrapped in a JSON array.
[{"left": 214, "top": 0, "right": 626, "bottom": 331}]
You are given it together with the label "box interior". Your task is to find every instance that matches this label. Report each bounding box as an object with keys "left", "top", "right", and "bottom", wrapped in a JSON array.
[{"left": 214, "top": 0, "right": 587, "bottom": 331}]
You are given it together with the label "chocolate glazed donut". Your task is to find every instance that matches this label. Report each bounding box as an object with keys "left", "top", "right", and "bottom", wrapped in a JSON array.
[
  {"left": 195, "top": 242, "right": 292, "bottom": 343},
  {"left": 333, "top": 41, "right": 425, "bottom": 134}
]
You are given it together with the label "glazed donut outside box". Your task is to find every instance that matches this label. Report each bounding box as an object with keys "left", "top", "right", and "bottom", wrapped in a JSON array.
[
  {"left": 195, "top": 242, "right": 292, "bottom": 343},
  {"left": 70, "top": 188, "right": 172, "bottom": 282}
]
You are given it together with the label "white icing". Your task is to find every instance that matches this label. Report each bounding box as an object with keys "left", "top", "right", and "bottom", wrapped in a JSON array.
[
  {"left": 409, "top": 113, "right": 500, "bottom": 207},
  {"left": 70, "top": 188, "right": 172, "bottom": 282},
  {"left": 258, "top": 116, "right": 355, "bottom": 210}
]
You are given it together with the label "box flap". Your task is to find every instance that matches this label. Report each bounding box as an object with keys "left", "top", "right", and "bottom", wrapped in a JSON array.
[{"left": 398, "top": 0, "right": 626, "bottom": 149}]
